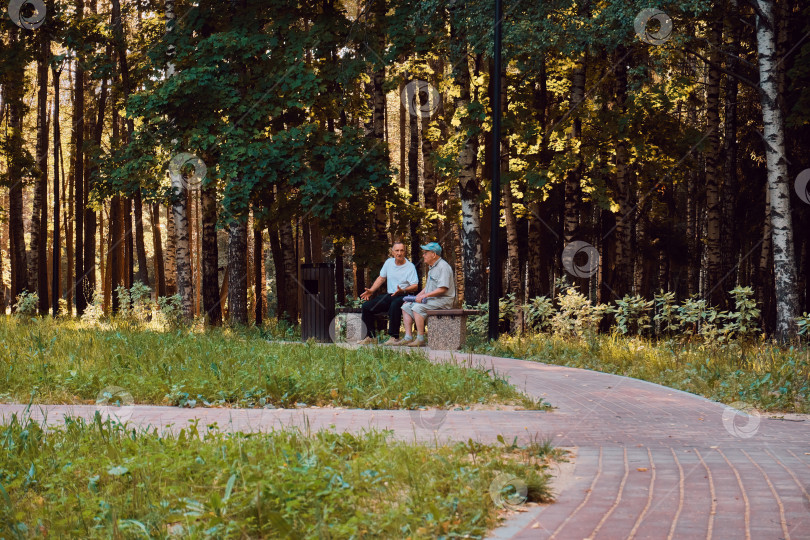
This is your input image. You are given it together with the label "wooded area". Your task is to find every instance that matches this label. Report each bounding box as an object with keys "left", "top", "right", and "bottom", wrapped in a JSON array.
[{"left": 1, "top": 0, "right": 808, "bottom": 341}]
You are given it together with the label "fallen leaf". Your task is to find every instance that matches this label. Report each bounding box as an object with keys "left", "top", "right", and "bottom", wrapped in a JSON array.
[{"left": 637, "top": 467, "right": 648, "bottom": 472}]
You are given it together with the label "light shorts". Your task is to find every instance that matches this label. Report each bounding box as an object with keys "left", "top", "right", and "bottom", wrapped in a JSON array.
[{"left": 401, "top": 297, "right": 455, "bottom": 318}]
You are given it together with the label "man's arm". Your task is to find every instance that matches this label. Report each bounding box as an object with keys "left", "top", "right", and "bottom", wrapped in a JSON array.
[
  {"left": 415, "top": 286, "right": 448, "bottom": 302},
  {"left": 359, "top": 275, "right": 387, "bottom": 301},
  {"left": 394, "top": 282, "right": 418, "bottom": 296}
]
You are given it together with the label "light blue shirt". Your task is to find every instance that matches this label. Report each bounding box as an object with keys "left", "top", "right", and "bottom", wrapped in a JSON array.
[{"left": 380, "top": 258, "right": 418, "bottom": 294}]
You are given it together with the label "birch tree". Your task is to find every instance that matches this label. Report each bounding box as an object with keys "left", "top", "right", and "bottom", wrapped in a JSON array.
[{"left": 754, "top": 0, "right": 799, "bottom": 341}]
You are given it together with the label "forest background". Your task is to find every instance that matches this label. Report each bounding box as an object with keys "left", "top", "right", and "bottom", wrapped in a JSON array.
[{"left": 1, "top": 0, "right": 808, "bottom": 342}]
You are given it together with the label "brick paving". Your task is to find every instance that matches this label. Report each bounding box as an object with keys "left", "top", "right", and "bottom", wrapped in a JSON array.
[{"left": 2, "top": 347, "right": 809, "bottom": 539}]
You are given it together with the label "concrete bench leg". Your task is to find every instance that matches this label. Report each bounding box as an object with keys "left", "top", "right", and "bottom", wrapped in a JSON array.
[
  {"left": 342, "top": 313, "right": 364, "bottom": 343},
  {"left": 428, "top": 315, "right": 467, "bottom": 350}
]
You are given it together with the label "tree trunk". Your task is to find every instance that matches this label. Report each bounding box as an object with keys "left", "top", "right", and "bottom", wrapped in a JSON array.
[
  {"left": 612, "top": 46, "right": 633, "bottom": 298},
  {"left": 450, "top": 5, "right": 485, "bottom": 305},
  {"left": 370, "top": 0, "right": 388, "bottom": 249},
  {"left": 201, "top": 185, "right": 221, "bottom": 325},
  {"left": 399, "top": 80, "right": 407, "bottom": 188},
  {"left": 704, "top": 16, "right": 723, "bottom": 306},
  {"left": 721, "top": 2, "right": 740, "bottom": 294},
  {"left": 170, "top": 176, "right": 193, "bottom": 318},
  {"left": 421, "top": 67, "right": 439, "bottom": 240},
  {"left": 279, "top": 219, "right": 299, "bottom": 321},
  {"left": 755, "top": 0, "right": 799, "bottom": 341},
  {"left": 123, "top": 197, "right": 134, "bottom": 288},
  {"left": 269, "top": 226, "right": 287, "bottom": 318},
  {"left": 500, "top": 72, "right": 521, "bottom": 316},
  {"left": 334, "top": 240, "right": 345, "bottom": 304},
  {"left": 151, "top": 203, "right": 166, "bottom": 297},
  {"left": 407, "top": 74, "right": 420, "bottom": 257},
  {"left": 527, "top": 59, "right": 550, "bottom": 299},
  {"left": 66, "top": 164, "right": 74, "bottom": 312},
  {"left": 310, "top": 222, "right": 323, "bottom": 263},
  {"left": 33, "top": 24, "right": 50, "bottom": 312},
  {"left": 73, "top": 0, "right": 86, "bottom": 315},
  {"left": 302, "top": 219, "right": 313, "bottom": 264},
  {"left": 8, "top": 27, "right": 29, "bottom": 303},
  {"left": 166, "top": 206, "right": 177, "bottom": 294},
  {"left": 228, "top": 219, "right": 248, "bottom": 325},
  {"left": 52, "top": 63, "right": 62, "bottom": 316},
  {"left": 109, "top": 196, "right": 124, "bottom": 313},
  {"left": 133, "top": 191, "right": 149, "bottom": 285},
  {"left": 564, "top": 54, "right": 585, "bottom": 245},
  {"left": 254, "top": 223, "right": 264, "bottom": 325},
  {"left": 686, "top": 95, "right": 700, "bottom": 296}
]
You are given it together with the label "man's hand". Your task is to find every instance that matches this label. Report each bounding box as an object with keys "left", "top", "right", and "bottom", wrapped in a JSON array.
[
  {"left": 359, "top": 288, "right": 374, "bottom": 301},
  {"left": 415, "top": 291, "right": 428, "bottom": 304}
]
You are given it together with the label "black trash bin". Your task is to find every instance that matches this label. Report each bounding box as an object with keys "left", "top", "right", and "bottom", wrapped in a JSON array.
[{"left": 301, "top": 262, "right": 336, "bottom": 342}]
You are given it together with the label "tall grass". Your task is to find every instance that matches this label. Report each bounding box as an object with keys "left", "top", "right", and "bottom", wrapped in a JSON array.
[
  {"left": 484, "top": 333, "right": 810, "bottom": 413},
  {"left": 0, "top": 414, "right": 557, "bottom": 538},
  {"left": 0, "top": 318, "right": 544, "bottom": 410}
]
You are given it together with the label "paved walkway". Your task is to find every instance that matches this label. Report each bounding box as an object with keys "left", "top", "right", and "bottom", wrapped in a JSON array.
[{"left": 2, "top": 348, "right": 809, "bottom": 539}]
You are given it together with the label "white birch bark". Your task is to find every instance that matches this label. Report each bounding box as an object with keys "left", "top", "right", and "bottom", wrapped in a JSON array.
[
  {"left": 755, "top": 0, "right": 799, "bottom": 341},
  {"left": 171, "top": 177, "right": 193, "bottom": 318}
]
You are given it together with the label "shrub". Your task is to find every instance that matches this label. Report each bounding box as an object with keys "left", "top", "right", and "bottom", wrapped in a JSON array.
[
  {"left": 80, "top": 291, "right": 106, "bottom": 324},
  {"left": 653, "top": 291, "right": 678, "bottom": 335},
  {"left": 157, "top": 294, "right": 185, "bottom": 330},
  {"left": 722, "top": 286, "right": 761, "bottom": 339},
  {"left": 12, "top": 291, "right": 38, "bottom": 317},
  {"left": 611, "top": 294, "right": 654, "bottom": 336},
  {"left": 550, "top": 286, "right": 605, "bottom": 337},
  {"left": 798, "top": 313, "right": 810, "bottom": 339},
  {"left": 524, "top": 296, "right": 554, "bottom": 332}
]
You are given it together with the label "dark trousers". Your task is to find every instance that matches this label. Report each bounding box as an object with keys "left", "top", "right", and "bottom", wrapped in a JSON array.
[{"left": 361, "top": 293, "right": 406, "bottom": 338}]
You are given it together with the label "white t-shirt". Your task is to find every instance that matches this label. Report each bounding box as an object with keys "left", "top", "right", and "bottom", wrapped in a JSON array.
[{"left": 379, "top": 258, "right": 418, "bottom": 294}]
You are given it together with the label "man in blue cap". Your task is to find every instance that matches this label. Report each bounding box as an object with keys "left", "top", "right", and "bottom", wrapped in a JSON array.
[{"left": 400, "top": 242, "right": 455, "bottom": 347}]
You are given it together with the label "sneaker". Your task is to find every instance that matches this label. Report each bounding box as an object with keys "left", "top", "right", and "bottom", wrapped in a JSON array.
[
  {"left": 356, "top": 336, "right": 377, "bottom": 345},
  {"left": 381, "top": 336, "right": 403, "bottom": 346},
  {"left": 407, "top": 338, "right": 426, "bottom": 347}
]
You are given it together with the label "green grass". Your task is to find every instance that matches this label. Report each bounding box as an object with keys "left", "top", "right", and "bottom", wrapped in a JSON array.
[
  {"left": 0, "top": 415, "right": 559, "bottom": 538},
  {"left": 476, "top": 333, "right": 810, "bottom": 413},
  {"left": 0, "top": 318, "right": 545, "bottom": 410}
]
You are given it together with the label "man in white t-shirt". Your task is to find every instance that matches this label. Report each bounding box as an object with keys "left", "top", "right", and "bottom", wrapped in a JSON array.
[{"left": 356, "top": 241, "right": 419, "bottom": 345}]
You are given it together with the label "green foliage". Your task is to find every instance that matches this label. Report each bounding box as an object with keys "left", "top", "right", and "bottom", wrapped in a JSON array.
[
  {"left": 156, "top": 295, "right": 186, "bottom": 331},
  {"left": 80, "top": 291, "right": 106, "bottom": 325},
  {"left": 488, "top": 334, "right": 810, "bottom": 414},
  {"left": 798, "top": 313, "right": 810, "bottom": 338},
  {"left": 0, "top": 318, "right": 546, "bottom": 411},
  {"left": 115, "top": 282, "right": 153, "bottom": 324},
  {"left": 723, "top": 287, "right": 761, "bottom": 339},
  {"left": 653, "top": 291, "right": 678, "bottom": 335},
  {"left": 12, "top": 292, "right": 38, "bottom": 317},
  {"left": 524, "top": 296, "right": 554, "bottom": 332},
  {"left": 0, "top": 416, "right": 557, "bottom": 538},
  {"left": 550, "top": 287, "right": 605, "bottom": 337},
  {"left": 465, "top": 294, "right": 520, "bottom": 337},
  {"left": 610, "top": 295, "right": 654, "bottom": 336}
]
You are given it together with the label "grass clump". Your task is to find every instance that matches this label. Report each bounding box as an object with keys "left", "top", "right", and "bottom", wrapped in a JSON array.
[
  {"left": 483, "top": 333, "right": 810, "bottom": 413},
  {"left": 0, "top": 318, "right": 545, "bottom": 410},
  {"left": 0, "top": 415, "right": 558, "bottom": 538}
]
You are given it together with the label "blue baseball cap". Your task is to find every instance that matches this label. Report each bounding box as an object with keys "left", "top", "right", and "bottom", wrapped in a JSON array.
[{"left": 420, "top": 242, "right": 442, "bottom": 255}]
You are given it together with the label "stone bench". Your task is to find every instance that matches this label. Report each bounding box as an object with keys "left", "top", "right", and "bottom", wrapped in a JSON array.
[
  {"left": 424, "top": 309, "right": 482, "bottom": 350},
  {"left": 335, "top": 308, "right": 363, "bottom": 343},
  {"left": 335, "top": 307, "right": 387, "bottom": 343}
]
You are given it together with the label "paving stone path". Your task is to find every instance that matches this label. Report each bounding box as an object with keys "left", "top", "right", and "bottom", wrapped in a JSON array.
[{"left": 2, "top": 348, "right": 809, "bottom": 539}]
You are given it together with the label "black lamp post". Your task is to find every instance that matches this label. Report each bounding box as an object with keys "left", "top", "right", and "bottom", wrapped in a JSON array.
[{"left": 488, "top": 0, "right": 503, "bottom": 341}]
